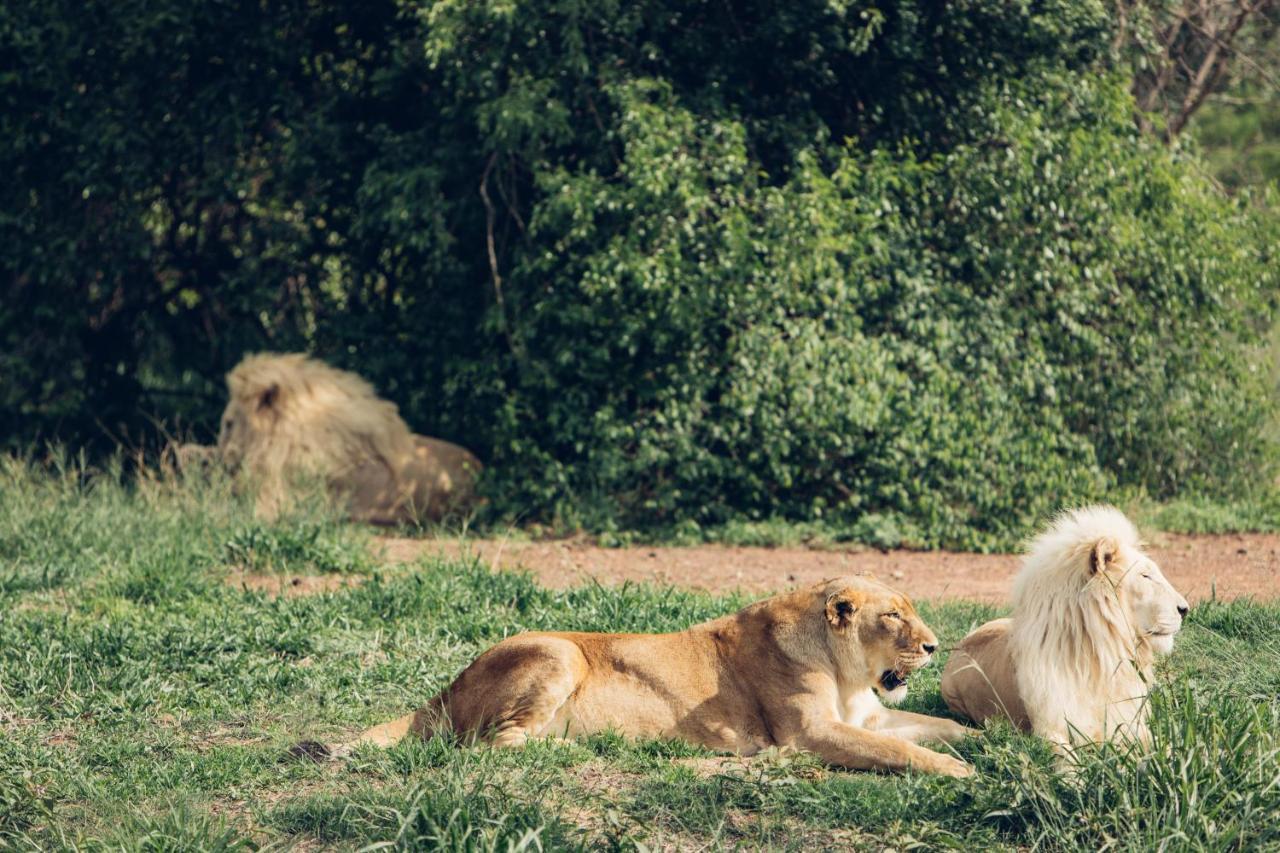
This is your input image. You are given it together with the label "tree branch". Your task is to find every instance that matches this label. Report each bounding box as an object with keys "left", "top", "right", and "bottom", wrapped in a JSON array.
[{"left": 480, "top": 152, "right": 523, "bottom": 360}]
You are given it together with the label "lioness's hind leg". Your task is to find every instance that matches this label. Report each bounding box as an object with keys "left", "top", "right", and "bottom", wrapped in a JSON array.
[
  {"left": 490, "top": 662, "right": 579, "bottom": 747},
  {"left": 468, "top": 641, "right": 584, "bottom": 748}
]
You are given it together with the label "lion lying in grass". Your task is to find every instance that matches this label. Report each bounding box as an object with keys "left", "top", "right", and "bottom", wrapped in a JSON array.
[
  {"left": 184, "top": 353, "right": 482, "bottom": 524},
  {"left": 940, "top": 506, "right": 1189, "bottom": 747},
  {"left": 312, "top": 575, "right": 975, "bottom": 777}
]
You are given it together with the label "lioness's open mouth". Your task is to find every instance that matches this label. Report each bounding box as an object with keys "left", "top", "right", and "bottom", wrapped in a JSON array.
[{"left": 879, "top": 669, "right": 908, "bottom": 691}]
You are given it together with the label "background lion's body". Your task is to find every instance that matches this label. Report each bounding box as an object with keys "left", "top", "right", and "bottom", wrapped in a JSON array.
[
  {"left": 345, "top": 577, "right": 973, "bottom": 777},
  {"left": 218, "top": 353, "right": 481, "bottom": 524}
]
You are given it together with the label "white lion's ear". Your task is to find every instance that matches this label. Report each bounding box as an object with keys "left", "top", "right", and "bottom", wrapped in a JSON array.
[
  {"left": 825, "top": 592, "right": 863, "bottom": 630},
  {"left": 1090, "top": 537, "right": 1120, "bottom": 575}
]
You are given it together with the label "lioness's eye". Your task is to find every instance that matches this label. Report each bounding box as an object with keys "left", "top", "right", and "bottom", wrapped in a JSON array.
[{"left": 884, "top": 612, "right": 901, "bottom": 620}]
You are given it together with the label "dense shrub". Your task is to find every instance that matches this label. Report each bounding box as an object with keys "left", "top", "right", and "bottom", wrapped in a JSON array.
[{"left": 2, "top": 0, "right": 1276, "bottom": 546}]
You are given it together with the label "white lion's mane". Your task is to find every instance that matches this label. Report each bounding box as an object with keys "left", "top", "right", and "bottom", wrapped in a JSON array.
[{"left": 1009, "top": 505, "right": 1155, "bottom": 745}]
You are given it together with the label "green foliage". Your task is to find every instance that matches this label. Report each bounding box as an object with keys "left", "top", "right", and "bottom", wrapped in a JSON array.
[
  {"left": 1196, "top": 89, "right": 1280, "bottom": 190},
  {"left": 223, "top": 519, "right": 372, "bottom": 575},
  {"left": 477, "top": 74, "right": 1277, "bottom": 547},
  {"left": 3, "top": 0, "right": 1277, "bottom": 547},
  {"left": 1144, "top": 492, "right": 1280, "bottom": 535}
]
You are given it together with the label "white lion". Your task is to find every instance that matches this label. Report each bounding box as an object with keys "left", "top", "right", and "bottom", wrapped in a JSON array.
[
  {"left": 212, "top": 353, "right": 482, "bottom": 524},
  {"left": 940, "top": 506, "right": 1189, "bottom": 746}
]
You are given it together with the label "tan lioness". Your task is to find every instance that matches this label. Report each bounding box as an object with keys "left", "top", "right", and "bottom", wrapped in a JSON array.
[{"left": 322, "top": 576, "right": 974, "bottom": 777}]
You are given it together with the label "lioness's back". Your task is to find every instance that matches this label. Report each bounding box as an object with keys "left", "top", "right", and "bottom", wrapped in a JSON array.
[
  {"left": 940, "top": 618, "right": 1030, "bottom": 730},
  {"left": 434, "top": 628, "right": 729, "bottom": 743}
]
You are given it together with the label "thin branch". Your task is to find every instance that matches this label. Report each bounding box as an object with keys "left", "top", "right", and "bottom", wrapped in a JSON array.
[
  {"left": 584, "top": 85, "right": 623, "bottom": 171},
  {"left": 1137, "top": 5, "right": 1189, "bottom": 113},
  {"left": 1167, "top": 0, "right": 1257, "bottom": 137},
  {"left": 493, "top": 156, "right": 527, "bottom": 234},
  {"left": 480, "top": 152, "right": 522, "bottom": 360},
  {"left": 1179, "top": 4, "right": 1280, "bottom": 92}
]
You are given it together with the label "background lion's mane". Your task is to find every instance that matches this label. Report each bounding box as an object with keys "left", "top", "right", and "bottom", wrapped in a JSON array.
[{"left": 221, "top": 353, "right": 418, "bottom": 515}]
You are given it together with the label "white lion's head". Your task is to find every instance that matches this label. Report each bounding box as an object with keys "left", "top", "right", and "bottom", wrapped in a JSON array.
[
  {"left": 1010, "top": 505, "right": 1189, "bottom": 742},
  {"left": 1008, "top": 504, "right": 1187, "bottom": 666},
  {"left": 1120, "top": 547, "right": 1188, "bottom": 657}
]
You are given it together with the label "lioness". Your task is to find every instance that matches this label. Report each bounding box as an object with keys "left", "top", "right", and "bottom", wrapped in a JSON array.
[{"left": 326, "top": 576, "right": 974, "bottom": 777}]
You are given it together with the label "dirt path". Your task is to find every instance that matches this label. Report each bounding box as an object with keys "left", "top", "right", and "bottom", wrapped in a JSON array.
[{"left": 375, "top": 532, "right": 1280, "bottom": 603}]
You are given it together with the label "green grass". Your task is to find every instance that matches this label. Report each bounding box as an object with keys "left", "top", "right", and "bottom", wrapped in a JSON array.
[{"left": 2, "top": 456, "right": 1279, "bottom": 850}]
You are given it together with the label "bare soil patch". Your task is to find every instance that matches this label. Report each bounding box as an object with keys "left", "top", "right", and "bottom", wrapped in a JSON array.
[
  {"left": 376, "top": 532, "right": 1280, "bottom": 603},
  {"left": 571, "top": 759, "right": 644, "bottom": 800},
  {"left": 225, "top": 569, "right": 364, "bottom": 598}
]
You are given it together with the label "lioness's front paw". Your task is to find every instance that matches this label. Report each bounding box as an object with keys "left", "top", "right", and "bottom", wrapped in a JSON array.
[
  {"left": 934, "top": 753, "right": 974, "bottom": 779},
  {"left": 938, "top": 719, "right": 978, "bottom": 743}
]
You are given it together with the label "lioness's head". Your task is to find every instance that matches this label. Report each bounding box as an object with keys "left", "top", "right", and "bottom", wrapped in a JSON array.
[{"left": 821, "top": 575, "right": 939, "bottom": 705}]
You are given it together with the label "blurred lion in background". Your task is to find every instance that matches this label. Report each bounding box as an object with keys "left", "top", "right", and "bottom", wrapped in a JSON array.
[{"left": 183, "top": 353, "right": 482, "bottom": 524}]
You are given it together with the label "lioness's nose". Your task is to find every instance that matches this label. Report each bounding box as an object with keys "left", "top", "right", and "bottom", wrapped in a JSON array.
[
  {"left": 1177, "top": 604, "right": 1189, "bottom": 620},
  {"left": 922, "top": 642, "right": 937, "bottom": 654}
]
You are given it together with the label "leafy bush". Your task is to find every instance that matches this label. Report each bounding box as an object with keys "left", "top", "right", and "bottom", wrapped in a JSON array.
[
  {"left": 472, "top": 72, "right": 1276, "bottom": 546},
  {"left": 3, "top": 0, "right": 1276, "bottom": 546}
]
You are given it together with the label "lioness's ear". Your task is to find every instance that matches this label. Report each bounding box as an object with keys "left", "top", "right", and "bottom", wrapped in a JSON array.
[
  {"left": 1090, "top": 537, "right": 1120, "bottom": 575},
  {"left": 825, "top": 591, "right": 865, "bottom": 631},
  {"left": 256, "top": 383, "right": 280, "bottom": 412}
]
